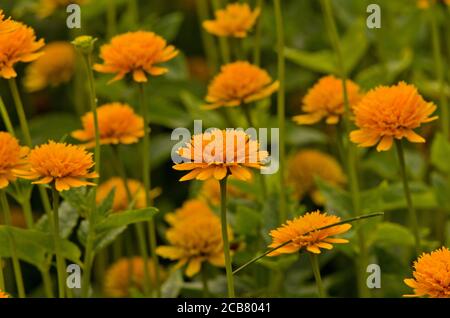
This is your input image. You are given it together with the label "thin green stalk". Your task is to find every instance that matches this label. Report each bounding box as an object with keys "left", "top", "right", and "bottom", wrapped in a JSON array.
[
  {"left": 201, "top": 267, "right": 210, "bottom": 297},
  {"left": 51, "top": 187, "right": 66, "bottom": 298},
  {"left": 197, "top": 0, "right": 219, "bottom": 72},
  {"left": 219, "top": 177, "right": 235, "bottom": 298},
  {"left": 0, "top": 96, "right": 15, "bottom": 135},
  {"left": 0, "top": 258, "right": 5, "bottom": 290},
  {"left": 40, "top": 268, "right": 54, "bottom": 298},
  {"left": 309, "top": 254, "right": 326, "bottom": 298},
  {"left": 8, "top": 79, "right": 31, "bottom": 146},
  {"left": 320, "top": 0, "right": 368, "bottom": 298},
  {"left": 273, "top": 0, "right": 287, "bottom": 224},
  {"left": 128, "top": 0, "right": 139, "bottom": 29},
  {"left": 139, "top": 83, "right": 161, "bottom": 298},
  {"left": 253, "top": 0, "right": 264, "bottom": 66},
  {"left": 18, "top": 198, "right": 34, "bottom": 232},
  {"left": 395, "top": 140, "right": 421, "bottom": 255},
  {"left": 106, "top": 0, "right": 117, "bottom": 39},
  {"left": 0, "top": 191, "right": 25, "bottom": 298},
  {"left": 212, "top": 0, "right": 231, "bottom": 64},
  {"left": 81, "top": 225, "right": 95, "bottom": 298}
]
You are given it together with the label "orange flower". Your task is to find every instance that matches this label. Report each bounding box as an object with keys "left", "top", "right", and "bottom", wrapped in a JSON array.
[
  {"left": 0, "top": 132, "right": 29, "bottom": 189},
  {"left": 204, "top": 61, "right": 279, "bottom": 110},
  {"left": 173, "top": 129, "right": 268, "bottom": 182},
  {"left": 15, "top": 141, "right": 98, "bottom": 192},
  {"left": 293, "top": 75, "right": 362, "bottom": 125},
  {"left": 404, "top": 247, "right": 450, "bottom": 298},
  {"left": 0, "top": 13, "right": 44, "bottom": 79},
  {"left": 93, "top": 31, "right": 178, "bottom": 83},
  {"left": 199, "top": 176, "right": 251, "bottom": 206},
  {"left": 164, "top": 199, "right": 215, "bottom": 225},
  {"left": 37, "top": 0, "right": 88, "bottom": 18},
  {"left": 23, "top": 41, "right": 76, "bottom": 92},
  {"left": 203, "top": 3, "right": 260, "bottom": 38},
  {"left": 71, "top": 103, "right": 144, "bottom": 148},
  {"left": 268, "top": 211, "right": 351, "bottom": 256},
  {"left": 350, "top": 82, "right": 437, "bottom": 152},
  {"left": 0, "top": 289, "right": 9, "bottom": 298}
]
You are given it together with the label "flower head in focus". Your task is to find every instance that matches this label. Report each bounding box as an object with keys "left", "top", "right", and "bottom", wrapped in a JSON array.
[
  {"left": 404, "top": 247, "right": 450, "bottom": 298},
  {"left": 268, "top": 211, "right": 351, "bottom": 256},
  {"left": 0, "top": 132, "right": 29, "bottom": 189},
  {"left": 350, "top": 82, "right": 437, "bottom": 152},
  {"left": 203, "top": 3, "right": 260, "bottom": 38},
  {"left": 15, "top": 141, "right": 98, "bottom": 192},
  {"left": 23, "top": 42, "right": 76, "bottom": 92},
  {"left": 293, "top": 75, "right": 362, "bottom": 125},
  {"left": 71, "top": 103, "right": 144, "bottom": 148},
  {"left": 94, "top": 31, "right": 178, "bottom": 83},
  {"left": 204, "top": 61, "right": 279, "bottom": 110},
  {"left": 173, "top": 129, "right": 268, "bottom": 182}
]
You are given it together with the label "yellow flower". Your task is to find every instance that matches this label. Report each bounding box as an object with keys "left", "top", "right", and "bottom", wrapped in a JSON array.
[
  {"left": 157, "top": 201, "right": 233, "bottom": 277},
  {"left": 350, "top": 82, "right": 437, "bottom": 152},
  {"left": 199, "top": 177, "right": 251, "bottom": 206},
  {"left": 293, "top": 75, "right": 362, "bottom": 125},
  {"left": 23, "top": 42, "right": 76, "bottom": 92},
  {"left": 93, "top": 31, "right": 178, "bottom": 83},
  {"left": 96, "top": 177, "right": 161, "bottom": 212},
  {"left": 0, "top": 132, "right": 29, "bottom": 189},
  {"left": 287, "top": 150, "right": 346, "bottom": 205},
  {"left": 164, "top": 199, "right": 216, "bottom": 225},
  {"left": 203, "top": 3, "right": 260, "bottom": 38},
  {"left": 15, "top": 141, "right": 98, "bottom": 192},
  {"left": 71, "top": 103, "right": 144, "bottom": 148},
  {"left": 204, "top": 61, "right": 279, "bottom": 110},
  {"left": 404, "top": 247, "right": 450, "bottom": 298},
  {"left": 0, "top": 13, "right": 45, "bottom": 79},
  {"left": 104, "top": 257, "right": 162, "bottom": 298},
  {"left": 0, "top": 289, "right": 10, "bottom": 298},
  {"left": 173, "top": 129, "right": 268, "bottom": 182},
  {"left": 268, "top": 211, "right": 351, "bottom": 256},
  {"left": 37, "top": 0, "right": 88, "bottom": 18}
]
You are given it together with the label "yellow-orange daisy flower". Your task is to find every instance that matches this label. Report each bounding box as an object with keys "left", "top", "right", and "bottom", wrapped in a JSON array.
[
  {"left": 104, "top": 257, "right": 163, "bottom": 298},
  {"left": 350, "top": 82, "right": 437, "bottom": 152},
  {"left": 268, "top": 211, "right": 351, "bottom": 256},
  {"left": 203, "top": 3, "right": 260, "bottom": 38},
  {"left": 287, "top": 150, "right": 346, "bottom": 205},
  {"left": 157, "top": 202, "right": 233, "bottom": 277},
  {"left": 293, "top": 75, "right": 362, "bottom": 125},
  {"left": 15, "top": 141, "right": 98, "bottom": 192},
  {"left": 204, "top": 61, "right": 279, "bottom": 110},
  {"left": 71, "top": 103, "right": 144, "bottom": 148},
  {"left": 0, "top": 13, "right": 44, "bottom": 79},
  {"left": 96, "top": 177, "right": 161, "bottom": 212},
  {"left": 23, "top": 41, "right": 76, "bottom": 92},
  {"left": 0, "top": 132, "right": 29, "bottom": 189},
  {"left": 37, "top": 0, "right": 88, "bottom": 18},
  {"left": 93, "top": 31, "right": 178, "bottom": 83},
  {"left": 199, "top": 176, "right": 251, "bottom": 206},
  {"left": 164, "top": 199, "right": 216, "bottom": 225},
  {"left": 173, "top": 129, "right": 268, "bottom": 182},
  {"left": 404, "top": 247, "right": 450, "bottom": 298},
  {"left": 0, "top": 289, "right": 10, "bottom": 298}
]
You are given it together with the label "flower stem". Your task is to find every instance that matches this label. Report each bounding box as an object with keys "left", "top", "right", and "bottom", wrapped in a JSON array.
[
  {"left": 8, "top": 78, "right": 32, "bottom": 146},
  {"left": 0, "top": 258, "right": 5, "bottom": 290},
  {"left": 106, "top": 0, "right": 117, "bottom": 39},
  {"left": 273, "top": 0, "right": 287, "bottom": 224},
  {"left": 197, "top": 0, "right": 219, "bottom": 73},
  {"left": 219, "top": 176, "right": 235, "bottom": 298},
  {"left": 212, "top": 0, "right": 231, "bottom": 64},
  {"left": 201, "top": 266, "right": 210, "bottom": 297},
  {"left": 40, "top": 267, "right": 54, "bottom": 298},
  {"left": 395, "top": 140, "right": 421, "bottom": 255},
  {"left": 51, "top": 187, "right": 66, "bottom": 298},
  {"left": 139, "top": 83, "right": 161, "bottom": 298},
  {"left": 253, "top": 0, "right": 264, "bottom": 66},
  {"left": 0, "top": 190, "right": 26, "bottom": 298},
  {"left": 0, "top": 96, "right": 15, "bottom": 136},
  {"left": 308, "top": 253, "right": 326, "bottom": 298}
]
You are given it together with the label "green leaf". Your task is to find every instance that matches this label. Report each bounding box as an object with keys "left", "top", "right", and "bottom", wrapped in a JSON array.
[
  {"left": 258, "top": 254, "right": 299, "bottom": 271},
  {"left": 431, "top": 133, "right": 450, "bottom": 173},
  {"left": 161, "top": 269, "right": 183, "bottom": 298},
  {"left": 431, "top": 172, "right": 450, "bottom": 208},
  {"left": 235, "top": 206, "right": 262, "bottom": 236},
  {"left": 61, "top": 187, "right": 94, "bottom": 218},
  {"left": 152, "top": 12, "right": 184, "bottom": 41},
  {"left": 315, "top": 177, "right": 352, "bottom": 217},
  {"left": 367, "top": 222, "right": 415, "bottom": 249},
  {"left": 95, "top": 208, "right": 158, "bottom": 232},
  {"left": 26, "top": 113, "right": 79, "bottom": 146},
  {"left": 35, "top": 201, "right": 79, "bottom": 239}
]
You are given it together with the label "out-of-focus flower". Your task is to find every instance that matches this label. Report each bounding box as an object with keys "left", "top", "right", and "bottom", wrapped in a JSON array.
[
  {"left": 293, "top": 75, "right": 362, "bottom": 125},
  {"left": 164, "top": 199, "right": 215, "bottom": 225},
  {"left": 199, "top": 177, "right": 251, "bottom": 206},
  {"left": 37, "top": 0, "right": 88, "bottom": 18},
  {"left": 0, "top": 207, "right": 30, "bottom": 228},
  {"left": 404, "top": 247, "right": 450, "bottom": 298},
  {"left": 350, "top": 82, "right": 437, "bottom": 152},
  {"left": 15, "top": 141, "right": 98, "bottom": 192},
  {"left": 94, "top": 31, "right": 178, "bottom": 83},
  {"left": 173, "top": 129, "right": 268, "bottom": 182},
  {"left": 268, "top": 211, "right": 351, "bottom": 256},
  {"left": 203, "top": 3, "right": 260, "bottom": 38},
  {"left": 187, "top": 56, "right": 210, "bottom": 82},
  {"left": 204, "top": 61, "right": 279, "bottom": 110},
  {"left": 23, "top": 42, "right": 76, "bottom": 92},
  {"left": 287, "top": 150, "right": 346, "bottom": 205},
  {"left": 157, "top": 202, "right": 232, "bottom": 277},
  {"left": 71, "top": 103, "right": 144, "bottom": 148},
  {"left": 0, "top": 13, "right": 44, "bottom": 79},
  {"left": 104, "top": 257, "right": 163, "bottom": 298},
  {"left": 96, "top": 177, "right": 161, "bottom": 212},
  {"left": 0, "top": 289, "right": 10, "bottom": 298},
  {"left": 0, "top": 132, "right": 28, "bottom": 189}
]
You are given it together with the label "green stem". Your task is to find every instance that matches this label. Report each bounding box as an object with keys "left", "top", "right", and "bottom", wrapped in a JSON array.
[
  {"left": 0, "top": 258, "right": 5, "bottom": 290},
  {"left": 308, "top": 254, "right": 326, "bottom": 298},
  {"left": 320, "top": 0, "right": 368, "bottom": 298},
  {"left": 201, "top": 266, "right": 210, "bottom": 297},
  {"left": 395, "top": 140, "right": 421, "bottom": 255},
  {"left": 219, "top": 177, "right": 235, "bottom": 298},
  {"left": 19, "top": 198, "right": 34, "bottom": 232},
  {"left": 212, "top": 0, "right": 231, "bottom": 64},
  {"left": 106, "top": 0, "right": 117, "bottom": 39},
  {"left": 139, "top": 83, "right": 161, "bottom": 298},
  {"left": 8, "top": 78, "right": 32, "bottom": 146},
  {"left": 81, "top": 224, "right": 95, "bottom": 298},
  {"left": 253, "top": 0, "right": 264, "bottom": 66},
  {"left": 0, "top": 191, "right": 25, "bottom": 298},
  {"left": 0, "top": 96, "right": 15, "bottom": 135},
  {"left": 51, "top": 187, "right": 66, "bottom": 298},
  {"left": 273, "top": 0, "right": 287, "bottom": 224},
  {"left": 40, "top": 267, "right": 54, "bottom": 298},
  {"left": 197, "top": 0, "right": 219, "bottom": 73}
]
